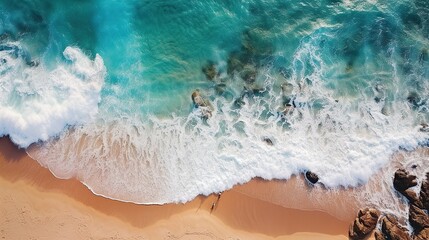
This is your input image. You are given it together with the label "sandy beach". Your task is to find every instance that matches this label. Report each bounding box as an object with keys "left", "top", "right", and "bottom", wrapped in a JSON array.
[{"left": 0, "top": 136, "right": 354, "bottom": 239}]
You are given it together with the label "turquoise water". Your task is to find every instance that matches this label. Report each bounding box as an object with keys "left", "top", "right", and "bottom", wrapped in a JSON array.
[{"left": 1, "top": 0, "right": 429, "bottom": 207}]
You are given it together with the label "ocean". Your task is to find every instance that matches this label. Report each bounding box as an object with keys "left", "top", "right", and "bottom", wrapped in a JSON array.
[{"left": 0, "top": 0, "right": 428, "bottom": 213}]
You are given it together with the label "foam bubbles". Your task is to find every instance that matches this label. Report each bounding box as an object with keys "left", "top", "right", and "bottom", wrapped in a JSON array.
[{"left": 0, "top": 44, "right": 106, "bottom": 147}]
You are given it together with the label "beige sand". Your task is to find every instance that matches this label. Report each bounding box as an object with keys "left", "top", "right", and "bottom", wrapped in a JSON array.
[{"left": 0, "top": 137, "right": 352, "bottom": 239}]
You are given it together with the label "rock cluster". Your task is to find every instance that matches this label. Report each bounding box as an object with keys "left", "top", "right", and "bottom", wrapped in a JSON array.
[
  {"left": 376, "top": 215, "right": 412, "bottom": 240},
  {"left": 349, "top": 208, "right": 380, "bottom": 240},
  {"left": 348, "top": 168, "right": 429, "bottom": 240},
  {"left": 197, "top": 28, "right": 272, "bottom": 116}
]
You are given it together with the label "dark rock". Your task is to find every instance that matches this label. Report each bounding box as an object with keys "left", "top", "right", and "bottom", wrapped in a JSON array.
[
  {"left": 393, "top": 168, "right": 417, "bottom": 192},
  {"left": 419, "top": 48, "right": 428, "bottom": 63},
  {"left": 262, "top": 137, "right": 273, "bottom": 146},
  {"left": 0, "top": 33, "right": 9, "bottom": 41},
  {"left": 420, "top": 173, "right": 429, "bottom": 211},
  {"left": 27, "top": 60, "right": 39, "bottom": 67},
  {"left": 250, "top": 86, "right": 266, "bottom": 96},
  {"left": 202, "top": 62, "right": 217, "bottom": 81},
  {"left": 407, "top": 92, "right": 422, "bottom": 108},
  {"left": 240, "top": 65, "right": 257, "bottom": 84},
  {"left": 409, "top": 204, "right": 429, "bottom": 232},
  {"left": 420, "top": 123, "right": 429, "bottom": 132},
  {"left": 380, "top": 215, "right": 412, "bottom": 240},
  {"left": 414, "top": 227, "right": 429, "bottom": 240},
  {"left": 305, "top": 171, "right": 319, "bottom": 184},
  {"left": 214, "top": 83, "right": 226, "bottom": 95},
  {"left": 233, "top": 97, "right": 245, "bottom": 108},
  {"left": 374, "top": 96, "right": 382, "bottom": 103},
  {"left": 349, "top": 208, "right": 380, "bottom": 240}
]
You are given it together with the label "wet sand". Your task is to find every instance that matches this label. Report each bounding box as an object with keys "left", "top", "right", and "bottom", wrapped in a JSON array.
[{"left": 0, "top": 137, "right": 353, "bottom": 239}]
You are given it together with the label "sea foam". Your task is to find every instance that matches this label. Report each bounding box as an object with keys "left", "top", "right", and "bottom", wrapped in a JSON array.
[{"left": 0, "top": 44, "right": 106, "bottom": 147}]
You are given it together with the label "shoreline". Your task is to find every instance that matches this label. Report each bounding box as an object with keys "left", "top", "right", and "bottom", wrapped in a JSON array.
[{"left": 1, "top": 136, "right": 353, "bottom": 239}]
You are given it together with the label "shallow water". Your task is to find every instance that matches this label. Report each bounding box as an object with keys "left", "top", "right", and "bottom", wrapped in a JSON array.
[{"left": 1, "top": 0, "right": 429, "bottom": 208}]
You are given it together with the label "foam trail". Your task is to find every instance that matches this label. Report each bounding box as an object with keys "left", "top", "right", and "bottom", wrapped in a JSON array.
[{"left": 0, "top": 43, "right": 106, "bottom": 147}]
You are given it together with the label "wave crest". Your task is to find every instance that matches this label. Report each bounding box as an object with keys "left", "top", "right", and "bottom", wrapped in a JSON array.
[{"left": 0, "top": 44, "right": 106, "bottom": 147}]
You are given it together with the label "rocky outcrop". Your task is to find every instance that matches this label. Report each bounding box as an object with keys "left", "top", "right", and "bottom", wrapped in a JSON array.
[
  {"left": 192, "top": 90, "right": 207, "bottom": 107},
  {"left": 393, "top": 168, "right": 417, "bottom": 192},
  {"left": 414, "top": 227, "right": 429, "bottom": 240},
  {"left": 191, "top": 90, "right": 213, "bottom": 118},
  {"left": 380, "top": 215, "right": 412, "bottom": 240},
  {"left": 305, "top": 171, "right": 319, "bottom": 184},
  {"left": 409, "top": 173, "right": 429, "bottom": 240},
  {"left": 348, "top": 169, "right": 429, "bottom": 240},
  {"left": 419, "top": 173, "right": 429, "bottom": 211},
  {"left": 402, "top": 189, "right": 422, "bottom": 206},
  {"left": 409, "top": 204, "right": 429, "bottom": 232},
  {"left": 349, "top": 208, "right": 380, "bottom": 240},
  {"left": 374, "top": 230, "right": 384, "bottom": 240}
]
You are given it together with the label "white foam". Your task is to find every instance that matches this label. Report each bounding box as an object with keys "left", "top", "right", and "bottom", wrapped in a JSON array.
[
  {"left": 0, "top": 44, "right": 106, "bottom": 148},
  {"left": 26, "top": 85, "right": 427, "bottom": 205}
]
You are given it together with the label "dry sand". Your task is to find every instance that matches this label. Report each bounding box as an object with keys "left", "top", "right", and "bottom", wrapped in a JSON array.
[{"left": 0, "top": 137, "right": 354, "bottom": 239}]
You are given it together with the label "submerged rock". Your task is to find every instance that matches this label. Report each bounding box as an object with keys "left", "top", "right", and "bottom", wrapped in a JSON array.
[
  {"left": 27, "top": 60, "right": 39, "bottom": 67},
  {"left": 240, "top": 28, "right": 275, "bottom": 57},
  {"left": 227, "top": 52, "right": 245, "bottom": 74},
  {"left": 305, "top": 171, "right": 319, "bottom": 184},
  {"left": 349, "top": 208, "right": 380, "bottom": 240},
  {"left": 240, "top": 64, "right": 257, "bottom": 84},
  {"left": 262, "top": 137, "right": 273, "bottom": 146},
  {"left": 214, "top": 83, "right": 227, "bottom": 95},
  {"left": 407, "top": 92, "right": 422, "bottom": 108},
  {"left": 202, "top": 61, "right": 217, "bottom": 81},
  {"left": 420, "top": 123, "right": 429, "bottom": 132},
  {"left": 233, "top": 97, "right": 245, "bottom": 108},
  {"left": 393, "top": 168, "right": 417, "bottom": 192}
]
